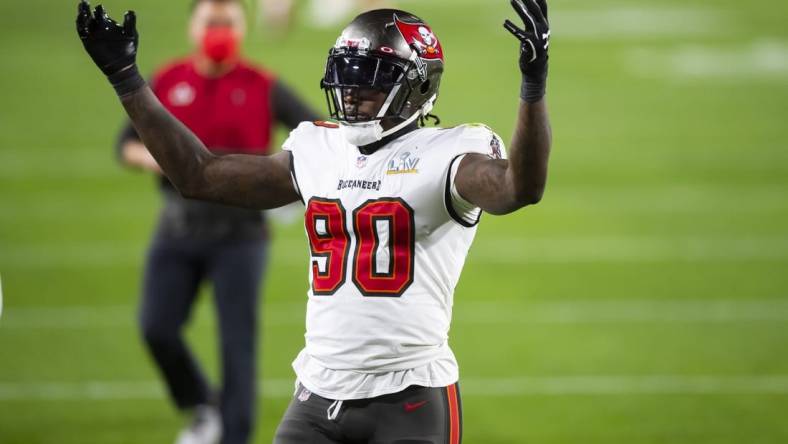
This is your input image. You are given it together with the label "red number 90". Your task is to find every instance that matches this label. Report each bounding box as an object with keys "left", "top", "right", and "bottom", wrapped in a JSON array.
[{"left": 305, "top": 197, "right": 415, "bottom": 297}]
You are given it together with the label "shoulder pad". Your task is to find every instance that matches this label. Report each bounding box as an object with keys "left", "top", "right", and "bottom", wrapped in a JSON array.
[
  {"left": 457, "top": 123, "right": 498, "bottom": 141},
  {"left": 461, "top": 122, "right": 494, "bottom": 131},
  {"left": 456, "top": 123, "right": 506, "bottom": 160}
]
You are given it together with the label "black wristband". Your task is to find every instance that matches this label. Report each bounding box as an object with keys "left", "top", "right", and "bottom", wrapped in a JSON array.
[
  {"left": 521, "top": 78, "right": 546, "bottom": 103},
  {"left": 107, "top": 65, "right": 146, "bottom": 97},
  {"left": 520, "top": 61, "right": 548, "bottom": 103}
]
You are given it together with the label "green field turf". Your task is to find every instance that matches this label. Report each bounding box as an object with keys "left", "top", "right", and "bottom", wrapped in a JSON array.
[{"left": 1, "top": 0, "right": 787, "bottom": 442}]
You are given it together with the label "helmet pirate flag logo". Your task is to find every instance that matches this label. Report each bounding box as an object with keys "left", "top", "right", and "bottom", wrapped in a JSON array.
[{"left": 394, "top": 15, "right": 443, "bottom": 61}]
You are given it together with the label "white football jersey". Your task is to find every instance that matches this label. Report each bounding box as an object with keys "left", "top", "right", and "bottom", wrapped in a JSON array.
[{"left": 282, "top": 121, "right": 507, "bottom": 400}]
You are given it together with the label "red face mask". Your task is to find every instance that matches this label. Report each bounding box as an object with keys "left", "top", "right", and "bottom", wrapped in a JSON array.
[{"left": 200, "top": 26, "right": 240, "bottom": 63}]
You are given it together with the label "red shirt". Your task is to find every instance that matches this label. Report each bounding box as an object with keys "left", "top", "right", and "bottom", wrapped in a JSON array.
[{"left": 152, "top": 58, "right": 276, "bottom": 154}]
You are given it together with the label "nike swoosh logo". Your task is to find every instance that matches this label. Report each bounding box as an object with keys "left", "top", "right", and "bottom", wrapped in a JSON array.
[{"left": 404, "top": 400, "right": 429, "bottom": 412}]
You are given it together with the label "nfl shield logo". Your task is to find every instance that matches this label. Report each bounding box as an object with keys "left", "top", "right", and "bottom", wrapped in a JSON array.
[
  {"left": 490, "top": 135, "right": 502, "bottom": 159},
  {"left": 356, "top": 156, "right": 368, "bottom": 169},
  {"left": 298, "top": 387, "right": 311, "bottom": 402}
]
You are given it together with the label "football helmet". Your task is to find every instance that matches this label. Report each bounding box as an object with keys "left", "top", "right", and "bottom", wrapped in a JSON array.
[{"left": 321, "top": 9, "right": 444, "bottom": 129}]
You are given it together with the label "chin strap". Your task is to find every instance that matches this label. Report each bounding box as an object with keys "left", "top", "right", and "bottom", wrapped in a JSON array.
[
  {"left": 379, "top": 109, "right": 422, "bottom": 138},
  {"left": 379, "top": 94, "right": 438, "bottom": 138}
]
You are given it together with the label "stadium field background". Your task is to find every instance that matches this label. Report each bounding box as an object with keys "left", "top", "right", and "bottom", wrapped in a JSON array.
[{"left": 1, "top": 0, "right": 787, "bottom": 442}]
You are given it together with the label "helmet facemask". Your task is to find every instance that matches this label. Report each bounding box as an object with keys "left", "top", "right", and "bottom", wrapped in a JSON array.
[{"left": 321, "top": 46, "right": 433, "bottom": 127}]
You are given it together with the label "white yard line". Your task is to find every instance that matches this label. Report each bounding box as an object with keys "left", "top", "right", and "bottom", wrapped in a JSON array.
[
  {"left": 4, "top": 183, "right": 788, "bottom": 228},
  {"left": 455, "top": 299, "right": 788, "bottom": 324},
  {"left": 4, "top": 235, "right": 788, "bottom": 269},
  {"left": 459, "top": 375, "right": 788, "bottom": 396},
  {"left": 469, "top": 236, "right": 788, "bottom": 264},
  {"left": 2, "top": 299, "right": 786, "bottom": 330},
  {"left": 551, "top": 6, "right": 726, "bottom": 38},
  {"left": 2, "top": 375, "right": 788, "bottom": 401},
  {"left": 628, "top": 40, "right": 788, "bottom": 80}
]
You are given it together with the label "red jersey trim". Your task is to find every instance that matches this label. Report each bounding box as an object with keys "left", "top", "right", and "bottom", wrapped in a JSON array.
[{"left": 313, "top": 120, "right": 340, "bottom": 129}]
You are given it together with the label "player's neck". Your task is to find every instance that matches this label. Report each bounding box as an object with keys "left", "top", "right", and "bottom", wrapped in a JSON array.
[
  {"left": 192, "top": 54, "right": 239, "bottom": 78},
  {"left": 358, "top": 122, "right": 419, "bottom": 155}
]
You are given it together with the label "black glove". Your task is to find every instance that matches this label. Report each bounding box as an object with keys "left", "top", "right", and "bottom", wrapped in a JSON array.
[
  {"left": 76, "top": 0, "right": 145, "bottom": 96},
  {"left": 504, "top": 0, "right": 550, "bottom": 103}
]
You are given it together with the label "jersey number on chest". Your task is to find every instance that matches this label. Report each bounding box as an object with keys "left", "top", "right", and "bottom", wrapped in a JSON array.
[{"left": 305, "top": 197, "right": 415, "bottom": 297}]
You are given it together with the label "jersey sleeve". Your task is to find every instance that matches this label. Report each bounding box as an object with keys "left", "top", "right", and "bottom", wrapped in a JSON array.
[
  {"left": 281, "top": 121, "right": 314, "bottom": 204},
  {"left": 445, "top": 124, "right": 508, "bottom": 227},
  {"left": 280, "top": 121, "right": 308, "bottom": 153}
]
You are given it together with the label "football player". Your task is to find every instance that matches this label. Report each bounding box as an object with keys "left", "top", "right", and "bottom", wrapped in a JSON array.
[{"left": 76, "top": 0, "right": 551, "bottom": 442}]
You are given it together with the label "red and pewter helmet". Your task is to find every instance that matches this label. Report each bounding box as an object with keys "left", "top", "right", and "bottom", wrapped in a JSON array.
[{"left": 321, "top": 9, "right": 445, "bottom": 125}]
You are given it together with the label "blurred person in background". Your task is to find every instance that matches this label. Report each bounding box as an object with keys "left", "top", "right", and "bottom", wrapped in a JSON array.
[{"left": 115, "top": 0, "right": 319, "bottom": 443}]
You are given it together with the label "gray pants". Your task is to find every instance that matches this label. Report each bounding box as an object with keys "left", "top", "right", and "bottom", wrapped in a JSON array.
[
  {"left": 274, "top": 383, "right": 463, "bottom": 444},
  {"left": 139, "top": 235, "right": 267, "bottom": 444}
]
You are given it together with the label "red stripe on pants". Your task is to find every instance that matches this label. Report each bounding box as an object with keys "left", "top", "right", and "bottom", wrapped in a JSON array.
[{"left": 447, "top": 384, "right": 460, "bottom": 444}]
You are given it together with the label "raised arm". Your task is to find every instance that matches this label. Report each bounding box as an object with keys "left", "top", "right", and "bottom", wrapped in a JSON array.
[
  {"left": 120, "top": 87, "right": 298, "bottom": 208},
  {"left": 76, "top": 1, "right": 298, "bottom": 209},
  {"left": 455, "top": 0, "right": 552, "bottom": 215}
]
